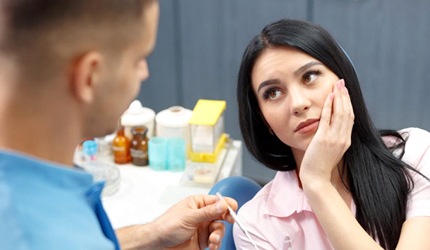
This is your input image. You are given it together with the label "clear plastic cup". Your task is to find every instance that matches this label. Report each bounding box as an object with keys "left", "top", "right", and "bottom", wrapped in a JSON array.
[
  {"left": 148, "top": 137, "right": 168, "bottom": 171},
  {"left": 167, "top": 138, "right": 186, "bottom": 172}
]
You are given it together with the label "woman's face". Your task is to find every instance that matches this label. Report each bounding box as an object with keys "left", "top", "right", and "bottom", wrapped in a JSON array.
[{"left": 251, "top": 46, "right": 339, "bottom": 153}]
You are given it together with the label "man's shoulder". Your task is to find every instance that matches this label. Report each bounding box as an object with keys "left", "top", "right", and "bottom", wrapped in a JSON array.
[
  {"left": 0, "top": 150, "right": 115, "bottom": 250},
  {"left": 0, "top": 149, "right": 95, "bottom": 224}
]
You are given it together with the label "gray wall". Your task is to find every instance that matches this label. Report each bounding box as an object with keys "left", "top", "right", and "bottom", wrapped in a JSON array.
[{"left": 138, "top": 0, "right": 430, "bottom": 184}]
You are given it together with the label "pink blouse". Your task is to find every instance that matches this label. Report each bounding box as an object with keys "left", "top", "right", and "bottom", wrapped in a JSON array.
[{"left": 233, "top": 128, "right": 430, "bottom": 250}]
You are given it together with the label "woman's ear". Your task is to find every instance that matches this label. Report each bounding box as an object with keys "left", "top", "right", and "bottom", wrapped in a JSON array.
[{"left": 69, "top": 51, "right": 103, "bottom": 104}]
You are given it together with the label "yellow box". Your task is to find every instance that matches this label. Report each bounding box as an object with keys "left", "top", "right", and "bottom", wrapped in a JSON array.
[
  {"left": 189, "top": 133, "right": 228, "bottom": 163},
  {"left": 189, "top": 99, "right": 226, "bottom": 162}
]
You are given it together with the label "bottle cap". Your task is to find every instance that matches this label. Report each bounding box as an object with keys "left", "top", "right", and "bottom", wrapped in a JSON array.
[
  {"left": 120, "top": 100, "right": 155, "bottom": 127},
  {"left": 131, "top": 126, "right": 148, "bottom": 135},
  {"left": 155, "top": 106, "right": 192, "bottom": 128}
]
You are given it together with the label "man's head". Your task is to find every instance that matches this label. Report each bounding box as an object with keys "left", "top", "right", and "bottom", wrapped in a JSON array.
[{"left": 0, "top": 0, "right": 159, "bottom": 137}]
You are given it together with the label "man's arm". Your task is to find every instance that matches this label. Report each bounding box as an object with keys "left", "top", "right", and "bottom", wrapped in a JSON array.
[
  {"left": 116, "top": 194, "right": 237, "bottom": 250},
  {"left": 116, "top": 223, "right": 162, "bottom": 250}
]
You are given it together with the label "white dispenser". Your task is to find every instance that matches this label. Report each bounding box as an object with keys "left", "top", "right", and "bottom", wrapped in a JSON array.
[
  {"left": 155, "top": 106, "right": 193, "bottom": 153},
  {"left": 120, "top": 100, "right": 155, "bottom": 139}
]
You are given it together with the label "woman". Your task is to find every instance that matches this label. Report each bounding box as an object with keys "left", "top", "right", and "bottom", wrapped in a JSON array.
[{"left": 234, "top": 19, "right": 430, "bottom": 250}]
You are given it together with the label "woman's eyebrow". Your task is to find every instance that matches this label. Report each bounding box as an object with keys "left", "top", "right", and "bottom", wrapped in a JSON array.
[
  {"left": 257, "top": 79, "right": 281, "bottom": 93},
  {"left": 293, "top": 61, "right": 323, "bottom": 77},
  {"left": 256, "top": 61, "right": 323, "bottom": 93}
]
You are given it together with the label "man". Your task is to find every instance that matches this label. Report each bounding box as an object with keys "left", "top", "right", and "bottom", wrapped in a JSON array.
[{"left": 0, "top": 0, "right": 237, "bottom": 249}]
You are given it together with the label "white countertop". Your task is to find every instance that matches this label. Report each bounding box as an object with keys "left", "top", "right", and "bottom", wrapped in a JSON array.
[{"left": 101, "top": 140, "right": 242, "bottom": 229}]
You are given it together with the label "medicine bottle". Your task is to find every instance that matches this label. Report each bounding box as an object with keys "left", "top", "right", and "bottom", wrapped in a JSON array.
[
  {"left": 82, "top": 140, "right": 98, "bottom": 162},
  {"left": 112, "top": 126, "right": 131, "bottom": 164},
  {"left": 130, "top": 126, "right": 149, "bottom": 166}
]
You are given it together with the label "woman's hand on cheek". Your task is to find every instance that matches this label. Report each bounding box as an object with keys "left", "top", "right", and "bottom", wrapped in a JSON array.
[{"left": 299, "top": 79, "right": 354, "bottom": 185}]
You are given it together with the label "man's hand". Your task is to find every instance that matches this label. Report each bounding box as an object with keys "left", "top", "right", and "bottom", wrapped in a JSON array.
[
  {"left": 117, "top": 194, "right": 237, "bottom": 250},
  {"left": 154, "top": 194, "right": 237, "bottom": 250}
]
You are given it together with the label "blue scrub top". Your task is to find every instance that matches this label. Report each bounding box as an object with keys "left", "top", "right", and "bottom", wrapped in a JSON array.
[{"left": 0, "top": 150, "right": 120, "bottom": 250}]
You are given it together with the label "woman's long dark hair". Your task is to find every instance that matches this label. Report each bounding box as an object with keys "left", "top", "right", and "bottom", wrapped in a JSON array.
[{"left": 237, "top": 19, "right": 414, "bottom": 249}]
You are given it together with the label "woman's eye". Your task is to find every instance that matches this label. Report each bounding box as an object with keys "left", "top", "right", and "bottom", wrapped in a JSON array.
[
  {"left": 263, "top": 88, "right": 282, "bottom": 101},
  {"left": 303, "top": 70, "right": 321, "bottom": 84}
]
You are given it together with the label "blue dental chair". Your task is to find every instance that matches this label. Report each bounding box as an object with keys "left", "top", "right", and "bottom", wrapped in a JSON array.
[{"left": 208, "top": 176, "right": 262, "bottom": 250}]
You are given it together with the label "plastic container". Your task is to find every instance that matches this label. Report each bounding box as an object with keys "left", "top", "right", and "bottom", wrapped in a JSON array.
[
  {"left": 120, "top": 100, "right": 156, "bottom": 139},
  {"left": 167, "top": 138, "right": 186, "bottom": 172},
  {"left": 82, "top": 140, "right": 98, "bottom": 162},
  {"left": 188, "top": 99, "right": 227, "bottom": 163},
  {"left": 148, "top": 137, "right": 168, "bottom": 171},
  {"left": 155, "top": 106, "right": 192, "bottom": 152},
  {"left": 79, "top": 140, "right": 121, "bottom": 196},
  {"left": 81, "top": 161, "right": 121, "bottom": 196}
]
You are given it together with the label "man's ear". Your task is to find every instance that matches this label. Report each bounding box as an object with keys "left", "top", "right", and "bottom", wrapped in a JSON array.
[{"left": 69, "top": 51, "right": 103, "bottom": 104}]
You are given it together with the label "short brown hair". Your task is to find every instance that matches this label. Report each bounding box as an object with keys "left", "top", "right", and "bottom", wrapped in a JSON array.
[{"left": 0, "top": 0, "right": 150, "bottom": 82}]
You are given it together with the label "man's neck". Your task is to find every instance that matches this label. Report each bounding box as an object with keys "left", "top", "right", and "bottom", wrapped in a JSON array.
[{"left": 0, "top": 93, "right": 82, "bottom": 166}]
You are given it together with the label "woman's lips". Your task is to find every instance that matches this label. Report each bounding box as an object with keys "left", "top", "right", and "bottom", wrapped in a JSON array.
[{"left": 294, "top": 119, "right": 320, "bottom": 134}]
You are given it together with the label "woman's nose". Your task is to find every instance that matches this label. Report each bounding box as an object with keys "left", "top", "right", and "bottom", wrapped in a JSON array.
[{"left": 289, "top": 88, "right": 310, "bottom": 115}]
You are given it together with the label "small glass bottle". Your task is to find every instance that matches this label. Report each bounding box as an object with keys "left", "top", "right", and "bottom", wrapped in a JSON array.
[
  {"left": 82, "top": 140, "right": 98, "bottom": 162},
  {"left": 130, "top": 126, "right": 149, "bottom": 166},
  {"left": 112, "top": 126, "right": 131, "bottom": 164}
]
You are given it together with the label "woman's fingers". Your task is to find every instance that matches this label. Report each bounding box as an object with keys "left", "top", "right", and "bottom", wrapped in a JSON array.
[
  {"left": 338, "top": 79, "right": 354, "bottom": 140},
  {"left": 319, "top": 79, "right": 353, "bottom": 147},
  {"left": 343, "top": 84, "right": 354, "bottom": 147},
  {"left": 301, "top": 79, "right": 354, "bottom": 181},
  {"left": 319, "top": 90, "right": 334, "bottom": 131},
  {"left": 330, "top": 79, "right": 346, "bottom": 133},
  {"left": 330, "top": 79, "right": 354, "bottom": 149}
]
